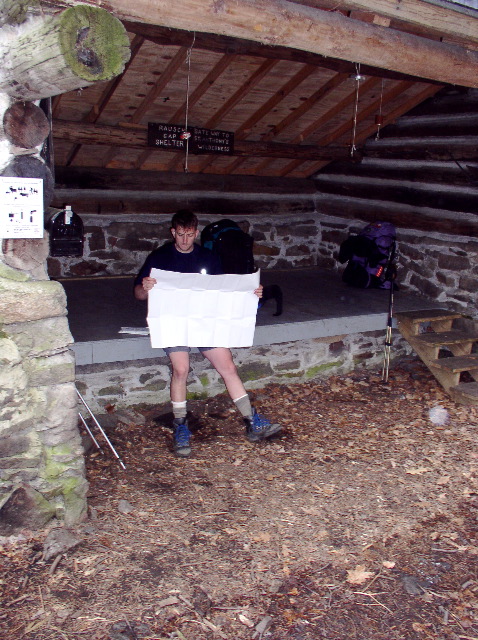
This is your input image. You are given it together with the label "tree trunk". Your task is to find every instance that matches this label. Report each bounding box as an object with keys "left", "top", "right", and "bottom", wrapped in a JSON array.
[
  {"left": 3, "top": 102, "right": 51, "bottom": 149},
  {"left": 0, "top": 0, "right": 38, "bottom": 27},
  {"left": 0, "top": 5, "right": 131, "bottom": 100}
]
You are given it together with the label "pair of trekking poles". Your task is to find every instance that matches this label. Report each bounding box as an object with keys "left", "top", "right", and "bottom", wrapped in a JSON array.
[{"left": 381, "top": 241, "right": 397, "bottom": 383}]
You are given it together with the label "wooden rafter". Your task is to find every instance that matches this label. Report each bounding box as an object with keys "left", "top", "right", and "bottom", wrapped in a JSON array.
[
  {"left": 159, "top": 52, "right": 238, "bottom": 171},
  {"left": 164, "top": 57, "right": 279, "bottom": 172},
  {"left": 204, "top": 62, "right": 319, "bottom": 175},
  {"left": 134, "top": 52, "right": 237, "bottom": 170},
  {"left": 236, "top": 75, "right": 380, "bottom": 177},
  {"left": 52, "top": 119, "right": 352, "bottom": 161},
  {"left": 99, "top": 46, "right": 188, "bottom": 169},
  {"left": 301, "top": 83, "right": 444, "bottom": 176},
  {"left": 279, "top": 79, "right": 414, "bottom": 176},
  {"left": 65, "top": 33, "right": 145, "bottom": 166},
  {"left": 261, "top": 72, "right": 349, "bottom": 142}
]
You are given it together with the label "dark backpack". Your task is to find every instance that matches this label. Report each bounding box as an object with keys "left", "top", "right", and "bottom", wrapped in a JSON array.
[
  {"left": 201, "top": 219, "right": 255, "bottom": 274},
  {"left": 338, "top": 221, "right": 397, "bottom": 289}
]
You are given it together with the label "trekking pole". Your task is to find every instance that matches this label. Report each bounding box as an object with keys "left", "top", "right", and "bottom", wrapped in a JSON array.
[
  {"left": 381, "top": 241, "right": 397, "bottom": 383},
  {"left": 381, "top": 282, "right": 394, "bottom": 382},
  {"left": 76, "top": 388, "right": 126, "bottom": 469},
  {"left": 78, "top": 412, "right": 102, "bottom": 452}
]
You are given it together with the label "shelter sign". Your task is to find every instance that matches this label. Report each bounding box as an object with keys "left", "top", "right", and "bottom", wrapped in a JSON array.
[
  {"left": 147, "top": 269, "right": 260, "bottom": 349},
  {"left": 148, "top": 123, "right": 234, "bottom": 155},
  {"left": 0, "top": 177, "right": 43, "bottom": 239}
]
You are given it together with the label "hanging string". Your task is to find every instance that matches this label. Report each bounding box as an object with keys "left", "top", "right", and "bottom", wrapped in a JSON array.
[
  {"left": 181, "top": 32, "right": 196, "bottom": 173},
  {"left": 375, "top": 79, "right": 385, "bottom": 140},
  {"left": 350, "top": 63, "right": 363, "bottom": 158}
]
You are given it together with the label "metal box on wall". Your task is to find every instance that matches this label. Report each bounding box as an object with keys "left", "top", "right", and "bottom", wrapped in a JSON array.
[{"left": 45, "top": 206, "right": 84, "bottom": 257}]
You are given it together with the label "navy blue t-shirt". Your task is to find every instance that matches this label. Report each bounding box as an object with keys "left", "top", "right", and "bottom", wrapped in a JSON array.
[{"left": 134, "top": 242, "right": 222, "bottom": 286}]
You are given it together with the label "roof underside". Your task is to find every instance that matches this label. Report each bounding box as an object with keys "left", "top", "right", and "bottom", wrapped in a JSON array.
[{"left": 44, "top": 0, "right": 478, "bottom": 181}]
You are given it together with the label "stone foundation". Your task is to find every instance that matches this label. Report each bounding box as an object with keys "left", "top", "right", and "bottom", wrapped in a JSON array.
[{"left": 75, "top": 330, "right": 412, "bottom": 412}]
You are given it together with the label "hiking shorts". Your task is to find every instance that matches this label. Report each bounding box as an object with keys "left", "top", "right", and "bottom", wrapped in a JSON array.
[{"left": 163, "top": 346, "right": 215, "bottom": 355}]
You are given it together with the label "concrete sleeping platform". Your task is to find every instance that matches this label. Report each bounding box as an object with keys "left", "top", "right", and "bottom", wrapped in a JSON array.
[{"left": 62, "top": 267, "right": 440, "bottom": 409}]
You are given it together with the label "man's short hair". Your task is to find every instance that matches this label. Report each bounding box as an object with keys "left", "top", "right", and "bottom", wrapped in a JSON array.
[{"left": 171, "top": 209, "right": 198, "bottom": 230}]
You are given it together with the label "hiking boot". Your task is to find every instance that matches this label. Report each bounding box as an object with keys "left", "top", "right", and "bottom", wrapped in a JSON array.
[
  {"left": 244, "top": 409, "right": 281, "bottom": 442},
  {"left": 173, "top": 418, "right": 192, "bottom": 457}
]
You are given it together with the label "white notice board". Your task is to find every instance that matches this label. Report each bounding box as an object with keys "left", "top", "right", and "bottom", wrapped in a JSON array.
[
  {"left": 0, "top": 177, "right": 43, "bottom": 238},
  {"left": 147, "top": 268, "right": 260, "bottom": 348}
]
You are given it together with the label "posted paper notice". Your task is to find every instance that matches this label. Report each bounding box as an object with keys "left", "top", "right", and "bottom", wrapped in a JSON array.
[
  {"left": 0, "top": 177, "right": 43, "bottom": 238},
  {"left": 147, "top": 268, "right": 260, "bottom": 348}
]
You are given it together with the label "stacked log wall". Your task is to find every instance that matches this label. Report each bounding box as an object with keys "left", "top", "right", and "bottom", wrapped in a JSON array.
[{"left": 311, "top": 85, "right": 478, "bottom": 320}]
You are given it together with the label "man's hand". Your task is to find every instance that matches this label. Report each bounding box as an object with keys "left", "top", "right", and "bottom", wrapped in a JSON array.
[
  {"left": 254, "top": 284, "right": 263, "bottom": 299},
  {"left": 134, "top": 276, "right": 157, "bottom": 300},
  {"left": 142, "top": 276, "right": 157, "bottom": 292}
]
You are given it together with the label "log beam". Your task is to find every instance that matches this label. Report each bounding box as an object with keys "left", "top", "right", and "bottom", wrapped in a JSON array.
[
  {"left": 53, "top": 166, "right": 316, "bottom": 194},
  {"left": 0, "top": 5, "right": 131, "bottom": 100},
  {"left": 290, "top": 0, "right": 478, "bottom": 48},
  {"left": 40, "top": 0, "right": 478, "bottom": 87},
  {"left": 123, "top": 21, "right": 429, "bottom": 84},
  {"left": 0, "top": 0, "right": 38, "bottom": 26},
  {"left": 52, "top": 119, "right": 351, "bottom": 161}
]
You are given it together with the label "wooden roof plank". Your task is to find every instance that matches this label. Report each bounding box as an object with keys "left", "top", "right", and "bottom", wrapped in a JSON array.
[
  {"left": 163, "top": 57, "right": 280, "bottom": 171},
  {"left": 303, "top": 84, "right": 443, "bottom": 174},
  {"left": 262, "top": 71, "right": 349, "bottom": 142},
  {"left": 215, "top": 62, "right": 319, "bottom": 174}
]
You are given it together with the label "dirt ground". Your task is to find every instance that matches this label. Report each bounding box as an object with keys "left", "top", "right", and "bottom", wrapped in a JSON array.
[{"left": 2, "top": 357, "right": 478, "bottom": 640}]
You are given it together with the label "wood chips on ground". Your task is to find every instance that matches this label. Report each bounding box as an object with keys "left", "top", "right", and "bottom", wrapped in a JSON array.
[{"left": 1, "top": 358, "right": 478, "bottom": 640}]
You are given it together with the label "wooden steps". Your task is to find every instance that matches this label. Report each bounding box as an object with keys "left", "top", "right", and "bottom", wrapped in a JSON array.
[{"left": 396, "top": 308, "right": 478, "bottom": 405}]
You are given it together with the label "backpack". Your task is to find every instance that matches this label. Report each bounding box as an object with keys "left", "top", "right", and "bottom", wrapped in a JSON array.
[
  {"left": 201, "top": 219, "right": 255, "bottom": 274},
  {"left": 338, "top": 221, "right": 397, "bottom": 289}
]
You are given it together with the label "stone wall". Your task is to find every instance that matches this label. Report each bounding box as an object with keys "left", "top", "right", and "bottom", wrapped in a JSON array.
[
  {"left": 46, "top": 212, "right": 326, "bottom": 278},
  {"left": 48, "top": 210, "right": 477, "bottom": 321},
  {"left": 0, "top": 238, "right": 88, "bottom": 531},
  {"left": 397, "top": 230, "right": 478, "bottom": 320},
  {"left": 75, "top": 329, "right": 412, "bottom": 413}
]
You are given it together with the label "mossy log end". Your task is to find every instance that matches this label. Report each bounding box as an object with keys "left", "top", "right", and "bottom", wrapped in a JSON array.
[{"left": 0, "top": 5, "right": 131, "bottom": 100}]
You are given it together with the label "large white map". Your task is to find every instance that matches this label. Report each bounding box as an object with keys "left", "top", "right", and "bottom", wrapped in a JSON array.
[{"left": 147, "top": 268, "right": 260, "bottom": 348}]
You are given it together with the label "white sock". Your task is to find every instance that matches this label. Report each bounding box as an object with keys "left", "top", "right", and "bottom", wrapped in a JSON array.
[{"left": 172, "top": 401, "right": 187, "bottom": 419}]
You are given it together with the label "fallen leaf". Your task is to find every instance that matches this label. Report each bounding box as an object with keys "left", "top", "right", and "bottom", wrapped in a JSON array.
[
  {"left": 238, "top": 614, "right": 254, "bottom": 628},
  {"left": 405, "top": 467, "right": 431, "bottom": 475},
  {"left": 346, "top": 565, "right": 374, "bottom": 585},
  {"left": 253, "top": 532, "right": 271, "bottom": 543}
]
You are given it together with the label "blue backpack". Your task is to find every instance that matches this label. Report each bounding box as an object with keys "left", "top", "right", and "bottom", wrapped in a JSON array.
[{"left": 338, "top": 222, "right": 397, "bottom": 289}]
